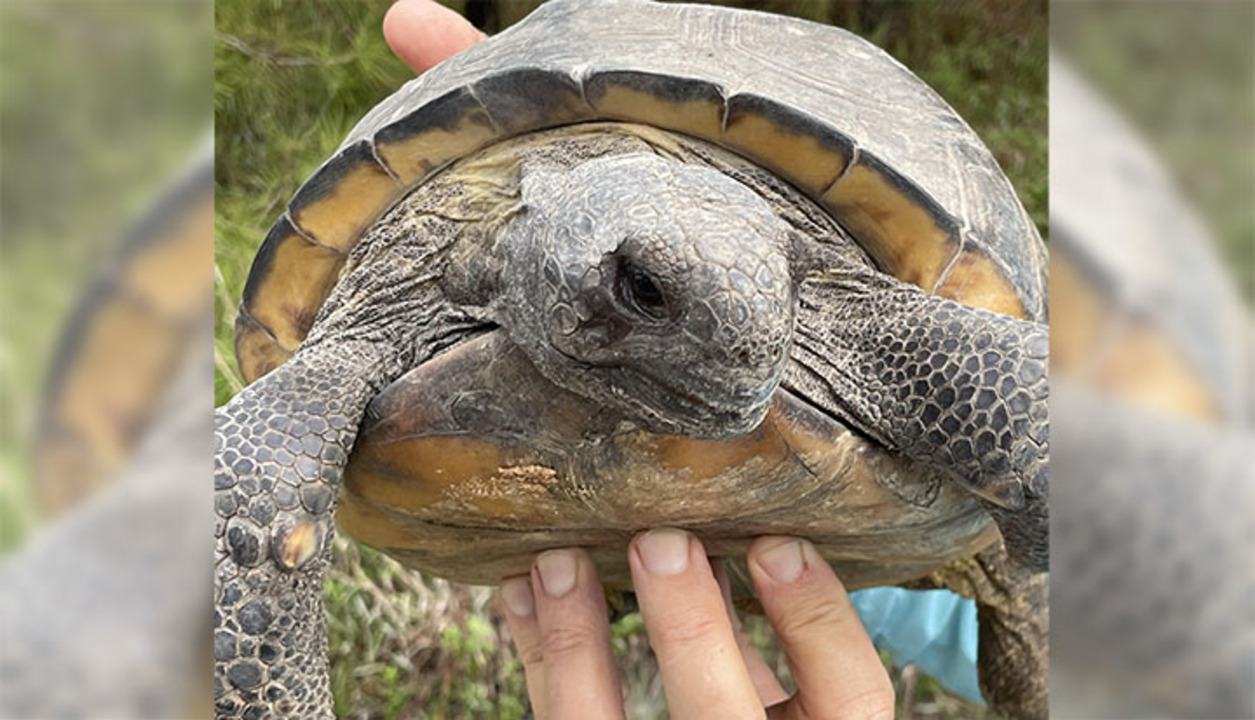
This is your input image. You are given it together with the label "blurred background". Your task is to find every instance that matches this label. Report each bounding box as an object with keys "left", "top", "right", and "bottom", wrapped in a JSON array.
[
  {"left": 1, "top": 0, "right": 211, "bottom": 549},
  {"left": 3, "top": 0, "right": 1251, "bottom": 718},
  {"left": 1050, "top": 2, "right": 1253, "bottom": 717},
  {"left": 2, "top": 1, "right": 214, "bottom": 716}
]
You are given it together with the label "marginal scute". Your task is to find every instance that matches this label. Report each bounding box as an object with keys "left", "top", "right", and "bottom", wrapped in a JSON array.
[
  {"left": 38, "top": 158, "right": 213, "bottom": 516},
  {"left": 39, "top": 297, "right": 183, "bottom": 508},
  {"left": 121, "top": 195, "right": 216, "bottom": 316},
  {"left": 1050, "top": 254, "right": 1218, "bottom": 420},
  {"left": 935, "top": 248, "right": 1029, "bottom": 319},
  {"left": 722, "top": 93, "right": 852, "bottom": 197},
  {"left": 237, "top": 0, "right": 1046, "bottom": 387},
  {"left": 584, "top": 71, "right": 726, "bottom": 145},
  {"left": 823, "top": 153, "right": 961, "bottom": 291},
  {"left": 287, "top": 140, "right": 401, "bottom": 252},
  {"left": 373, "top": 87, "right": 498, "bottom": 185},
  {"left": 234, "top": 309, "right": 291, "bottom": 384},
  {"left": 240, "top": 217, "right": 346, "bottom": 356},
  {"left": 473, "top": 67, "right": 591, "bottom": 136}
]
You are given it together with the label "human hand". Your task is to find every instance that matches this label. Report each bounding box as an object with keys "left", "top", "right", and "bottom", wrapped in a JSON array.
[
  {"left": 383, "top": 0, "right": 485, "bottom": 74},
  {"left": 498, "top": 530, "right": 895, "bottom": 719}
]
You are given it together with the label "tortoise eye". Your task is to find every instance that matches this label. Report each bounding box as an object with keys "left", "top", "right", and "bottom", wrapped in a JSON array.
[{"left": 619, "top": 259, "right": 667, "bottom": 318}]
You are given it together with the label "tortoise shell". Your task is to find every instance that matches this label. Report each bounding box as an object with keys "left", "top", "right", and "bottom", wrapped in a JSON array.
[{"left": 233, "top": 0, "right": 1046, "bottom": 590}]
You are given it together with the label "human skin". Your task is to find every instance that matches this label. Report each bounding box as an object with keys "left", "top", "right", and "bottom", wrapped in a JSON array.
[{"left": 381, "top": 2, "right": 894, "bottom": 717}]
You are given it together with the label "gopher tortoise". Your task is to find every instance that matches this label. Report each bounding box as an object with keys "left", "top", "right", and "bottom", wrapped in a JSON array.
[
  {"left": 34, "top": 140, "right": 213, "bottom": 517},
  {"left": 214, "top": 1, "right": 1049, "bottom": 717}
]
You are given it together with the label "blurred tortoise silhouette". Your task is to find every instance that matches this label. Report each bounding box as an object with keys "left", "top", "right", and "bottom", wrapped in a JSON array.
[
  {"left": 33, "top": 140, "right": 214, "bottom": 518},
  {"left": 1, "top": 141, "right": 214, "bottom": 718},
  {"left": 1049, "top": 57, "right": 1253, "bottom": 717},
  {"left": 215, "top": 1, "right": 1049, "bottom": 718}
]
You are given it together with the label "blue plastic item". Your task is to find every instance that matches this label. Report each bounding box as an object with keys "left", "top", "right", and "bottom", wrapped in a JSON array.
[{"left": 849, "top": 587, "right": 983, "bottom": 703}]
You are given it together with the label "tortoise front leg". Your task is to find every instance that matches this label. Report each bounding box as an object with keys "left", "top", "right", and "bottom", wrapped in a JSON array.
[
  {"left": 926, "top": 544, "right": 1049, "bottom": 719},
  {"left": 213, "top": 342, "right": 387, "bottom": 719},
  {"left": 786, "top": 263, "right": 1049, "bottom": 571}
]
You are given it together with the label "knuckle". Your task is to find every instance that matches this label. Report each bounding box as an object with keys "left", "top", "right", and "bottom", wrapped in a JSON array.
[
  {"left": 836, "top": 685, "right": 896, "bottom": 720},
  {"left": 648, "top": 605, "right": 727, "bottom": 651},
  {"left": 517, "top": 638, "right": 545, "bottom": 670},
  {"left": 803, "top": 683, "right": 895, "bottom": 720},
  {"left": 772, "top": 593, "right": 852, "bottom": 640},
  {"left": 539, "top": 621, "right": 600, "bottom": 661}
]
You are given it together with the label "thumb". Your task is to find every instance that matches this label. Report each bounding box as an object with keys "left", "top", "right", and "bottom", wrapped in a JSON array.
[{"left": 383, "top": 0, "right": 485, "bottom": 75}]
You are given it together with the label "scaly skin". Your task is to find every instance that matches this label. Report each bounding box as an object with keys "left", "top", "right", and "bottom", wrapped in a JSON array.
[
  {"left": 788, "top": 258, "right": 1049, "bottom": 571},
  {"left": 213, "top": 343, "right": 388, "bottom": 719},
  {"left": 498, "top": 153, "right": 796, "bottom": 438},
  {"left": 922, "top": 545, "right": 1049, "bottom": 719}
]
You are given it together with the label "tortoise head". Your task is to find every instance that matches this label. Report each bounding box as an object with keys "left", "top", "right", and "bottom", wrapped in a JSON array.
[{"left": 499, "top": 153, "right": 795, "bottom": 438}]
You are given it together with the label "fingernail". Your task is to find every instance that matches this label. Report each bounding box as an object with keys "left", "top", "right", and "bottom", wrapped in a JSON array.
[
  {"left": 500, "top": 576, "right": 534, "bottom": 617},
  {"left": 757, "top": 538, "right": 806, "bottom": 584},
  {"left": 535, "top": 549, "right": 577, "bottom": 598},
  {"left": 637, "top": 528, "right": 691, "bottom": 576}
]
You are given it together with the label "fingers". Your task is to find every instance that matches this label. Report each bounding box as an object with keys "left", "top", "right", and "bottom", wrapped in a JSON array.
[
  {"left": 382, "top": 0, "right": 485, "bottom": 75},
  {"left": 748, "top": 537, "right": 895, "bottom": 720},
  {"left": 500, "top": 549, "right": 624, "bottom": 720},
  {"left": 629, "top": 529, "right": 763, "bottom": 718},
  {"left": 715, "top": 561, "right": 789, "bottom": 707},
  {"left": 500, "top": 576, "right": 546, "bottom": 716}
]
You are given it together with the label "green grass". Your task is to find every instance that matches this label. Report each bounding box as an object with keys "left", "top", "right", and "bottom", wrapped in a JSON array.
[{"left": 212, "top": 1, "right": 1044, "bottom": 717}]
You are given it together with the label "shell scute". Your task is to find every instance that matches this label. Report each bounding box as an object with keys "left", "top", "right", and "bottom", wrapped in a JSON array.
[
  {"left": 473, "top": 67, "right": 590, "bottom": 136},
  {"left": 239, "top": 217, "right": 343, "bottom": 357},
  {"left": 584, "top": 70, "right": 726, "bottom": 144},
  {"left": 722, "top": 93, "right": 853, "bottom": 197},
  {"left": 374, "top": 87, "right": 497, "bottom": 185},
  {"left": 287, "top": 140, "right": 400, "bottom": 252}
]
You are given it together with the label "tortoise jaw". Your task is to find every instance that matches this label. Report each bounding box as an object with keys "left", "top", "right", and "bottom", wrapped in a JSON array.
[
  {"left": 361, "top": 328, "right": 776, "bottom": 446},
  {"left": 616, "top": 365, "right": 775, "bottom": 439}
]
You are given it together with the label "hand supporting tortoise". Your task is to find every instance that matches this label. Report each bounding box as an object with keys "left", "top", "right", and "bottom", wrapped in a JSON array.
[{"left": 499, "top": 530, "right": 894, "bottom": 719}]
